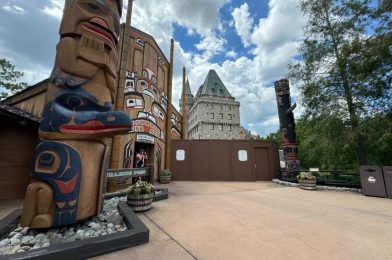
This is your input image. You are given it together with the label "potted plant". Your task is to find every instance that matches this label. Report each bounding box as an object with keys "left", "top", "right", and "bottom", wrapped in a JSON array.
[
  {"left": 297, "top": 172, "right": 317, "bottom": 190},
  {"left": 159, "top": 169, "right": 172, "bottom": 184},
  {"left": 126, "top": 180, "right": 154, "bottom": 212}
]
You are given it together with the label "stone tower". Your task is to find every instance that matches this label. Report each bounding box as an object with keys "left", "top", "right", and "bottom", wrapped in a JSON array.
[
  {"left": 187, "top": 69, "right": 241, "bottom": 139},
  {"left": 179, "top": 78, "right": 194, "bottom": 116}
]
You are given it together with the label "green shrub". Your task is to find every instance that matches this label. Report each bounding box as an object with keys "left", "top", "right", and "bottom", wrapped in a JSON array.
[
  {"left": 126, "top": 180, "right": 154, "bottom": 195},
  {"left": 297, "top": 172, "right": 316, "bottom": 181},
  {"left": 160, "top": 169, "right": 172, "bottom": 176}
]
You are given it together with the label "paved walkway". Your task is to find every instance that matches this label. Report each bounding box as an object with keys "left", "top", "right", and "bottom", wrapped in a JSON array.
[{"left": 2, "top": 182, "right": 392, "bottom": 259}]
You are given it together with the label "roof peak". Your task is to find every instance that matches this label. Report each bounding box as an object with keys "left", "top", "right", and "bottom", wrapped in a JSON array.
[
  {"left": 197, "top": 70, "right": 233, "bottom": 99},
  {"left": 185, "top": 78, "right": 193, "bottom": 96}
]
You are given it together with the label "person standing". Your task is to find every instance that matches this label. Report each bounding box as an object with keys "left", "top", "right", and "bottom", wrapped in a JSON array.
[{"left": 135, "top": 149, "right": 148, "bottom": 168}]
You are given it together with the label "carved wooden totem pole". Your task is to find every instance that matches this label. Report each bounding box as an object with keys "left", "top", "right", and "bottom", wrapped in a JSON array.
[
  {"left": 274, "top": 79, "right": 300, "bottom": 176},
  {"left": 21, "top": 0, "right": 132, "bottom": 228}
]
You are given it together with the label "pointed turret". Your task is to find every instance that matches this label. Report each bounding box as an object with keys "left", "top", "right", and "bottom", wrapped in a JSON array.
[{"left": 196, "top": 69, "right": 233, "bottom": 99}]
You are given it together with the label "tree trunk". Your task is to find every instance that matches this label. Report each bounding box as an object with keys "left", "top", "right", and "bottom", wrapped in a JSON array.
[{"left": 323, "top": 5, "right": 368, "bottom": 165}]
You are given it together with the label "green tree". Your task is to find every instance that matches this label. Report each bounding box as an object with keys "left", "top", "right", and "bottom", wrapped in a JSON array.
[
  {"left": 0, "top": 58, "right": 27, "bottom": 99},
  {"left": 289, "top": 0, "right": 392, "bottom": 166}
]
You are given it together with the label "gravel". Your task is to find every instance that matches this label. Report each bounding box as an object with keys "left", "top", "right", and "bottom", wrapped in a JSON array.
[{"left": 0, "top": 196, "right": 128, "bottom": 256}]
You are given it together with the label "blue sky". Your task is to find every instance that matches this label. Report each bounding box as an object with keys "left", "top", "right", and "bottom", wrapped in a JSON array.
[{"left": 0, "top": 0, "right": 306, "bottom": 136}]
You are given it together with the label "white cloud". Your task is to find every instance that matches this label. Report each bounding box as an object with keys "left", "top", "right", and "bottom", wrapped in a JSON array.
[
  {"left": 231, "top": 3, "right": 254, "bottom": 48},
  {"left": 226, "top": 50, "right": 237, "bottom": 59},
  {"left": 40, "top": 0, "right": 64, "bottom": 20},
  {"left": 2, "top": 4, "right": 26, "bottom": 14}
]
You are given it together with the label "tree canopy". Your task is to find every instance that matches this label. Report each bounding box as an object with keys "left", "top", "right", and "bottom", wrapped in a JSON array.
[
  {"left": 0, "top": 58, "right": 27, "bottom": 99},
  {"left": 289, "top": 0, "right": 392, "bottom": 168}
]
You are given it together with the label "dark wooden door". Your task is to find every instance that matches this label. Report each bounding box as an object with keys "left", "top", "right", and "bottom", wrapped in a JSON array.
[
  {"left": 254, "top": 148, "right": 270, "bottom": 181},
  {"left": 190, "top": 141, "right": 210, "bottom": 181},
  {"left": 211, "top": 141, "right": 231, "bottom": 181},
  {"left": 231, "top": 141, "right": 254, "bottom": 181},
  {"left": 171, "top": 140, "right": 190, "bottom": 181}
]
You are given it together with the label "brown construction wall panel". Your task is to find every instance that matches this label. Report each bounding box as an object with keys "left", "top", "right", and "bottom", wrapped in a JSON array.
[
  {"left": 211, "top": 141, "right": 232, "bottom": 181},
  {"left": 171, "top": 140, "right": 190, "bottom": 181},
  {"left": 231, "top": 141, "right": 254, "bottom": 181},
  {"left": 190, "top": 141, "right": 210, "bottom": 181},
  {"left": 0, "top": 120, "right": 38, "bottom": 200},
  {"left": 254, "top": 148, "right": 270, "bottom": 181}
]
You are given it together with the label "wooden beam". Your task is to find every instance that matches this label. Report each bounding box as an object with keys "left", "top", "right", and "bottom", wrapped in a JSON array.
[
  {"left": 165, "top": 39, "right": 174, "bottom": 170},
  {"left": 110, "top": 0, "right": 134, "bottom": 169},
  {"left": 181, "top": 66, "right": 187, "bottom": 139}
]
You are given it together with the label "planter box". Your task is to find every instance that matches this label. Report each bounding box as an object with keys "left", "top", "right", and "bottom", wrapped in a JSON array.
[
  {"left": 159, "top": 175, "right": 171, "bottom": 184},
  {"left": 127, "top": 193, "right": 154, "bottom": 212},
  {"left": 298, "top": 179, "right": 316, "bottom": 190}
]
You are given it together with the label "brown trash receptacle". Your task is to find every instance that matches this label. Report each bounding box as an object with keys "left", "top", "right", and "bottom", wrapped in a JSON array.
[
  {"left": 382, "top": 166, "right": 392, "bottom": 199},
  {"left": 359, "top": 166, "right": 387, "bottom": 198}
]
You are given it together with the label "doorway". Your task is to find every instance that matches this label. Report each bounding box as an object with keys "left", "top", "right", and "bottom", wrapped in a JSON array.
[{"left": 134, "top": 142, "right": 154, "bottom": 168}]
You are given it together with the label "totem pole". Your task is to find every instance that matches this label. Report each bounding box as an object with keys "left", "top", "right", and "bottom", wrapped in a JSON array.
[
  {"left": 274, "top": 79, "right": 300, "bottom": 177},
  {"left": 21, "top": 0, "right": 132, "bottom": 228}
]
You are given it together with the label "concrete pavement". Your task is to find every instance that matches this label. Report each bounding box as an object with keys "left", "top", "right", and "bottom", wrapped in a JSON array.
[
  {"left": 97, "top": 181, "right": 392, "bottom": 260},
  {"left": 1, "top": 182, "right": 392, "bottom": 259}
]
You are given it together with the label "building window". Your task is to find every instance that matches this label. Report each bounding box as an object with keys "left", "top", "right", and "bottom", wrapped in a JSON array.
[
  {"left": 228, "top": 125, "right": 231, "bottom": 131},
  {"left": 210, "top": 113, "right": 214, "bottom": 119},
  {"left": 228, "top": 114, "right": 232, "bottom": 120},
  {"left": 219, "top": 105, "right": 222, "bottom": 110},
  {"left": 228, "top": 106, "right": 231, "bottom": 111},
  {"left": 210, "top": 124, "right": 214, "bottom": 130},
  {"left": 219, "top": 125, "right": 223, "bottom": 131},
  {"left": 219, "top": 113, "right": 223, "bottom": 119},
  {"left": 211, "top": 104, "right": 214, "bottom": 109}
]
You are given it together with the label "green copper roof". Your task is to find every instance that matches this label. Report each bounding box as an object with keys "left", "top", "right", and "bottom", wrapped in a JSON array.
[
  {"left": 197, "top": 69, "right": 232, "bottom": 98},
  {"left": 186, "top": 78, "right": 193, "bottom": 96}
]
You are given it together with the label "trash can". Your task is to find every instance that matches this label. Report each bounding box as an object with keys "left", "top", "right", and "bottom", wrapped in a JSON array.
[
  {"left": 382, "top": 166, "right": 392, "bottom": 199},
  {"left": 359, "top": 166, "right": 387, "bottom": 198}
]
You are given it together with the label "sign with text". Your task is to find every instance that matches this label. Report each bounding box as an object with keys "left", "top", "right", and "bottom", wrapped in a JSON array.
[
  {"left": 136, "top": 134, "right": 155, "bottom": 144},
  {"left": 107, "top": 168, "right": 148, "bottom": 178}
]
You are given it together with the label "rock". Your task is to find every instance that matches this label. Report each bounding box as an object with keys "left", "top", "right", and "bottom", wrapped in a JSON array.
[
  {"left": 75, "top": 230, "right": 84, "bottom": 240},
  {"left": 21, "top": 227, "right": 29, "bottom": 235},
  {"left": 10, "top": 238, "right": 21, "bottom": 246},
  {"left": 93, "top": 230, "right": 102, "bottom": 237},
  {"left": 21, "top": 245, "right": 30, "bottom": 251},
  {"left": 0, "top": 238, "right": 10, "bottom": 247},
  {"left": 12, "top": 232, "right": 22, "bottom": 240},
  {"left": 107, "top": 223, "right": 114, "bottom": 228},
  {"left": 63, "top": 235, "right": 76, "bottom": 243},
  {"left": 107, "top": 228, "right": 113, "bottom": 234},
  {"left": 16, "top": 249, "right": 26, "bottom": 253},
  {"left": 47, "top": 229, "right": 58, "bottom": 237},
  {"left": 8, "top": 231, "right": 16, "bottom": 238},
  {"left": 103, "top": 204, "right": 116, "bottom": 213},
  {"left": 42, "top": 242, "right": 50, "bottom": 248},
  {"left": 14, "top": 226, "right": 23, "bottom": 232},
  {"left": 11, "top": 245, "right": 21, "bottom": 254},
  {"left": 106, "top": 213, "right": 123, "bottom": 225},
  {"left": 0, "top": 246, "right": 12, "bottom": 255},
  {"left": 98, "top": 214, "right": 105, "bottom": 222},
  {"left": 64, "top": 229, "right": 75, "bottom": 238},
  {"left": 102, "top": 232, "right": 107, "bottom": 236},
  {"left": 115, "top": 225, "right": 123, "bottom": 231},
  {"left": 21, "top": 236, "right": 36, "bottom": 246}
]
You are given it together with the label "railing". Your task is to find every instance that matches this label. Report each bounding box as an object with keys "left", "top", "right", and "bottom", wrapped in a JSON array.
[{"left": 279, "top": 170, "right": 361, "bottom": 188}]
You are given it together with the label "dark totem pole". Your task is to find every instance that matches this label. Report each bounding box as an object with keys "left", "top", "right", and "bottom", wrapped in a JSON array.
[
  {"left": 21, "top": 0, "right": 132, "bottom": 228},
  {"left": 274, "top": 79, "right": 300, "bottom": 177}
]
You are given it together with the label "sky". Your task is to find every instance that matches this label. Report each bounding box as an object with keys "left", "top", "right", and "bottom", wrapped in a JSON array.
[{"left": 0, "top": 0, "right": 306, "bottom": 136}]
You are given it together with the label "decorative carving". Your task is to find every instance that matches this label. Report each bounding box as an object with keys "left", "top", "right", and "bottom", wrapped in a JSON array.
[
  {"left": 21, "top": 0, "right": 130, "bottom": 228},
  {"left": 274, "top": 79, "right": 300, "bottom": 175}
]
